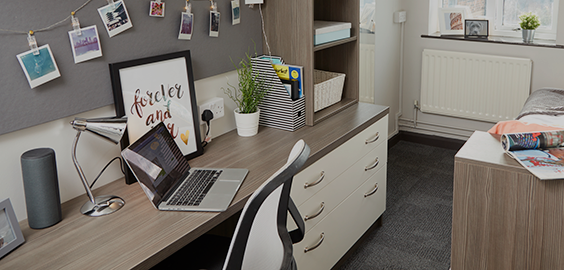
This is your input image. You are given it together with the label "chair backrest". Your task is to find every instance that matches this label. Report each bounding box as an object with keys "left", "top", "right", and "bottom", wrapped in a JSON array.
[{"left": 222, "top": 140, "right": 310, "bottom": 270}]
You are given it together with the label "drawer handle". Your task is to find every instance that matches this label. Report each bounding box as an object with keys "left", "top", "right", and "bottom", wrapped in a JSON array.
[
  {"left": 304, "top": 232, "right": 325, "bottom": 253},
  {"left": 364, "top": 158, "right": 379, "bottom": 171},
  {"left": 364, "top": 183, "right": 379, "bottom": 197},
  {"left": 304, "top": 202, "right": 325, "bottom": 221},
  {"left": 365, "top": 132, "right": 380, "bottom": 144},
  {"left": 304, "top": 171, "right": 325, "bottom": 189}
]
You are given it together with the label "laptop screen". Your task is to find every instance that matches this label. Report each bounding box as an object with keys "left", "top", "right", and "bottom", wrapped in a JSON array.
[{"left": 122, "top": 122, "right": 191, "bottom": 206}]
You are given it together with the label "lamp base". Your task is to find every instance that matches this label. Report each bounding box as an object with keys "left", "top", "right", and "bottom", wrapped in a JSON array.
[{"left": 80, "top": 195, "right": 125, "bottom": 217}]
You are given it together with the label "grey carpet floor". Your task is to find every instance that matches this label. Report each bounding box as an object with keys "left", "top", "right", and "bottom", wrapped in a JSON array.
[{"left": 339, "top": 140, "right": 458, "bottom": 270}]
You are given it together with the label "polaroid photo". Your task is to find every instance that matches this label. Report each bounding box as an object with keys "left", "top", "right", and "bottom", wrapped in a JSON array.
[
  {"left": 98, "top": 0, "right": 133, "bottom": 38},
  {"left": 68, "top": 25, "right": 103, "bottom": 64},
  {"left": 16, "top": 44, "right": 61, "bottom": 89},
  {"left": 149, "top": 1, "right": 165, "bottom": 17},
  {"left": 178, "top": 12, "right": 194, "bottom": 40},
  {"left": 231, "top": 0, "right": 240, "bottom": 25},
  {"left": 210, "top": 11, "right": 220, "bottom": 37}
]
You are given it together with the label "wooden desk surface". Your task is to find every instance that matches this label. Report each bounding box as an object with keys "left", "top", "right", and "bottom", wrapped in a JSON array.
[{"left": 1, "top": 103, "right": 388, "bottom": 270}]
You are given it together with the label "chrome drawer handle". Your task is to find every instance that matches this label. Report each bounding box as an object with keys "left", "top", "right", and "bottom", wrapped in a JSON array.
[
  {"left": 304, "top": 202, "right": 325, "bottom": 221},
  {"left": 365, "top": 132, "right": 380, "bottom": 144},
  {"left": 304, "top": 233, "right": 325, "bottom": 253},
  {"left": 364, "top": 183, "right": 379, "bottom": 197},
  {"left": 364, "top": 158, "right": 379, "bottom": 171},
  {"left": 304, "top": 171, "right": 325, "bottom": 189}
]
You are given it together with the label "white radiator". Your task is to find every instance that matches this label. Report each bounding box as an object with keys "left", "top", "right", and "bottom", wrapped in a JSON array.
[
  {"left": 420, "top": 49, "right": 532, "bottom": 122},
  {"left": 359, "top": 43, "right": 375, "bottom": 103}
]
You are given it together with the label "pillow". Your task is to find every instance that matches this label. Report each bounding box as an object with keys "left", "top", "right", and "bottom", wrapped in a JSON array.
[{"left": 488, "top": 120, "right": 562, "bottom": 134}]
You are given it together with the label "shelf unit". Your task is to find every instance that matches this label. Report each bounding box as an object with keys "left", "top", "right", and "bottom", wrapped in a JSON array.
[{"left": 261, "top": 0, "right": 360, "bottom": 126}]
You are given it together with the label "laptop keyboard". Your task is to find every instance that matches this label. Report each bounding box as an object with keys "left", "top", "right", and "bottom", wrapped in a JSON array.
[{"left": 168, "top": 170, "right": 222, "bottom": 206}]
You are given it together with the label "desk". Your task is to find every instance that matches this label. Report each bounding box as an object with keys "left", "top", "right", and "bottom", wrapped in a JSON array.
[
  {"left": 452, "top": 131, "right": 564, "bottom": 269},
  {"left": 1, "top": 103, "right": 388, "bottom": 270}
]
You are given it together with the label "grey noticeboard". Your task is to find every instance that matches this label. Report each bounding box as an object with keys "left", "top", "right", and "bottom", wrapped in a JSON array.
[{"left": 0, "top": 0, "right": 262, "bottom": 135}]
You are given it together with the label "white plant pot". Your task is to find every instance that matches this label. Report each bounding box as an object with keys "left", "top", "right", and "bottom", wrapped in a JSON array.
[{"left": 234, "top": 108, "right": 260, "bottom": 137}]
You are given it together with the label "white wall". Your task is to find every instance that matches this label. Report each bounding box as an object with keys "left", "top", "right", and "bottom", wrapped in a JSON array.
[
  {"left": 374, "top": 0, "right": 564, "bottom": 140},
  {"left": 1, "top": 71, "right": 239, "bottom": 222}
]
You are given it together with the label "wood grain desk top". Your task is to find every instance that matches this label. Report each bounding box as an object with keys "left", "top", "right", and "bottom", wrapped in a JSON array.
[
  {"left": 455, "top": 131, "right": 529, "bottom": 174},
  {"left": 0, "top": 103, "right": 388, "bottom": 270}
]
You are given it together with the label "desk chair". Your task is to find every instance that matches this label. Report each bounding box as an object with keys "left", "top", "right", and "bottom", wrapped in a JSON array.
[{"left": 155, "top": 140, "right": 309, "bottom": 270}]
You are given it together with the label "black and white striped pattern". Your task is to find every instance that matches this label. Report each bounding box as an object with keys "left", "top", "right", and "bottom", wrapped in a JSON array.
[{"left": 252, "top": 57, "right": 306, "bottom": 132}]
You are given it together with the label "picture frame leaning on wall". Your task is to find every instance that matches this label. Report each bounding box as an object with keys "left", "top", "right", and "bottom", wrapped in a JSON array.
[{"left": 0, "top": 198, "right": 25, "bottom": 259}]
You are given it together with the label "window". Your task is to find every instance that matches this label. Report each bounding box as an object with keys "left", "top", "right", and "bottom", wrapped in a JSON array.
[{"left": 440, "top": 0, "right": 559, "bottom": 40}]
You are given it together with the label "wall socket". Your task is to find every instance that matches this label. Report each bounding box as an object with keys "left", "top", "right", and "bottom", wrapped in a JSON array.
[
  {"left": 394, "top": 11, "right": 407, "bottom": 23},
  {"left": 198, "top": 97, "right": 224, "bottom": 124}
]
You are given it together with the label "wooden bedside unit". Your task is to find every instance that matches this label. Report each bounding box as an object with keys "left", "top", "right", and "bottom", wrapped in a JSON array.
[{"left": 452, "top": 131, "right": 564, "bottom": 270}]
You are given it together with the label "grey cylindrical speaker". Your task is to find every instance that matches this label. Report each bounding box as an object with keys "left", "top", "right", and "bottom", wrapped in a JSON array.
[{"left": 21, "top": 148, "right": 62, "bottom": 229}]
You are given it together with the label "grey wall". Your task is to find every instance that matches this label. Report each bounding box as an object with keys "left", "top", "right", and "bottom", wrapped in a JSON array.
[{"left": 0, "top": 0, "right": 261, "bottom": 135}]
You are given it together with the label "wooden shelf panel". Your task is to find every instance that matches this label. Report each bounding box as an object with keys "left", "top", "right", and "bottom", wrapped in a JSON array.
[
  {"left": 313, "top": 98, "right": 358, "bottom": 124},
  {"left": 314, "top": 36, "right": 357, "bottom": 52}
]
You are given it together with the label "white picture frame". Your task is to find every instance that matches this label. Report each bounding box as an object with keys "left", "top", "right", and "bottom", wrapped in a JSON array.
[
  {"left": 16, "top": 44, "right": 61, "bottom": 89},
  {"left": 438, "top": 8, "right": 466, "bottom": 35},
  {"left": 98, "top": 0, "right": 133, "bottom": 38},
  {"left": 68, "top": 25, "right": 103, "bottom": 64},
  {"left": 0, "top": 198, "right": 25, "bottom": 259}
]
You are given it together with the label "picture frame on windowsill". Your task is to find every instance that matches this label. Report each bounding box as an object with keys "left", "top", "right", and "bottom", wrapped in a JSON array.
[
  {"left": 438, "top": 8, "right": 467, "bottom": 36},
  {"left": 465, "top": 19, "right": 489, "bottom": 39}
]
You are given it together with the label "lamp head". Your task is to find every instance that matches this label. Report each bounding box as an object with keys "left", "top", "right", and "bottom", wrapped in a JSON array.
[{"left": 70, "top": 116, "right": 127, "bottom": 144}]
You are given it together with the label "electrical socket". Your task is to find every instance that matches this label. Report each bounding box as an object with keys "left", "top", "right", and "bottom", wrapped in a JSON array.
[
  {"left": 394, "top": 11, "right": 407, "bottom": 23},
  {"left": 198, "top": 97, "right": 224, "bottom": 124}
]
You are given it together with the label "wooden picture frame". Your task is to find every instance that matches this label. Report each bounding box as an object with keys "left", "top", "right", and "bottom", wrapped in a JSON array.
[
  {"left": 110, "top": 50, "right": 203, "bottom": 184},
  {"left": 0, "top": 198, "right": 25, "bottom": 259},
  {"left": 438, "top": 8, "right": 466, "bottom": 35},
  {"left": 465, "top": 19, "right": 489, "bottom": 39}
]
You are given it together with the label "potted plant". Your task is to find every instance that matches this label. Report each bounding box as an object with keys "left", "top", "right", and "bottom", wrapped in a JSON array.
[
  {"left": 519, "top": 12, "right": 541, "bottom": 43},
  {"left": 223, "top": 51, "right": 270, "bottom": 137}
]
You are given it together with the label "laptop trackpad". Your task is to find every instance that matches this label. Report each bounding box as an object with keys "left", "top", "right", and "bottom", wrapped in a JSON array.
[{"left": 202, "top": 181, "right": 242, "bottom": 206}]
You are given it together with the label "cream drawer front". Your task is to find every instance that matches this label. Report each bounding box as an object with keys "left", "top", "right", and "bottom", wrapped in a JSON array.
[
  {"left": 293, "top": 167, "right": 387, "bottom": 270},
  {"left": 297, "top": 142, "right": 387, "bottom": 231},
  {"left": 291, "top": 115, "right": 388, "bottom": 206}
]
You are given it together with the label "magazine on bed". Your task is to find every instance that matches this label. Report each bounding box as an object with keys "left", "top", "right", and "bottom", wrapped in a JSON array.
[{"left": 501, "top": 130, "right": 564, "bottom": 180}]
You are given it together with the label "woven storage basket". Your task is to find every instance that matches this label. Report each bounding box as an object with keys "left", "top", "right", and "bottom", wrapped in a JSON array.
[{"left": 314, "top": 70, "right": 346, "bottom": 112}]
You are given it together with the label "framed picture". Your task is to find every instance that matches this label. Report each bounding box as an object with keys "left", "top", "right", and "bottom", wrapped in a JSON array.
[
  {"left": 109, "top": 50, "right": 203, "bottom": 184},
  {"left": 97, "top": 0, "right": 133, "bottom": 38},
  {"left": 68, "top": 25, "right": 103, "bottom": 64},
  {"left": 0, "top": 198, "right": 25, "bottom": 259},
  {"left": 465, "top": 19, "right": 489, "bottom": 39},
  {"left": 149, "top": 1, "right": 165, "bottom": 17},
  {"left": 178, "top": 12, "right": 193, "bottom": 40},
  {"left": 16, "top": 44, "right": 61, "bottom": 89},
  {"left": 438, "top": 8, "right": 466, "bottom": 35}
]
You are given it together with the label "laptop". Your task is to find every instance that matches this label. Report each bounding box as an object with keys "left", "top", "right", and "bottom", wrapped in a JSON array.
[{"left": 121, "top": 122, "right": 248, "bottom": 212}]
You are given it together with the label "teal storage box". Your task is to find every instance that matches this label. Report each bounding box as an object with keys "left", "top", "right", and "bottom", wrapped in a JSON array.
[{"left": 314, "top": 21, "right": 352, "bottom": 45}]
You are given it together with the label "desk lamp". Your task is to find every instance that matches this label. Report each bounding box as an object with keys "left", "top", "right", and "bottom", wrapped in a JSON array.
[{"left": 70, "top": 116, "right": 127, "bottom": 217}]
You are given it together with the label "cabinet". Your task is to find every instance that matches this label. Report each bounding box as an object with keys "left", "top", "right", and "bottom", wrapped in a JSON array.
[
  {"left": 452, "top": 131, "right": 564, "bottom": 269},
  {"left": 290, "top": 114, "right": 388, "bottom": 270},
  {"left": 261, "top": 0, "right": 360, "bottom": 126}
]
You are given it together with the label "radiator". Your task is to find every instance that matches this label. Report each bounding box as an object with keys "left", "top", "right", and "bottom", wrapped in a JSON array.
[
  {"left": 359, "top": 43, "right": 375, "bottom": 103},
  {"left": 420, "top": 49, "right": 532, "bottom": 122}
]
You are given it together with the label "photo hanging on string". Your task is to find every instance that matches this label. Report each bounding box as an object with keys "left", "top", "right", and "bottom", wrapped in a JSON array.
[
  {"left": 98, "top": 0, "right": 133, "bottom": 38},
  {"left": 178, "top": 12, "right": 194, "bottom": 40},
  {"left": 68, "top": 25, "right": 103, "bottom": 64},
  {"left": 16, "top": 44, "right": 61, "bottom": 89},
  {"left": 209, "top": 11, "right": 220, "bottom": 37}
]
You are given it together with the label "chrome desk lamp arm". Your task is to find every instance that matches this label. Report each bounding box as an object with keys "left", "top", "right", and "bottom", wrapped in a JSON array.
[{"left": 71, "top": 130, "right": 97, "bottom": 206}]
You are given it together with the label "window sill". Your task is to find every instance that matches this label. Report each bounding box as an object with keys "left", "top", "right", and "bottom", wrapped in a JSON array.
[{"left": 421, "top": 33, "right": 564, "bottom": 49}]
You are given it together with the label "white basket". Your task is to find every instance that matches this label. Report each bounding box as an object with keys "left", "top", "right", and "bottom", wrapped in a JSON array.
[{"left": 314, "top": 70, "right": 346, "bottom": 112}]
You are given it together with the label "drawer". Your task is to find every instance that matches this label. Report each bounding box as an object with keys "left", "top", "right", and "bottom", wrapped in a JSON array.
[
  {"left": 296, "top": 142, "right": 387, "bottom": 231},
  {"left": 293, "top": 167, "right": 387, "bottom": 270},
  {"left": 291, "top": 115, "right": 388, "bottom": 205}
]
